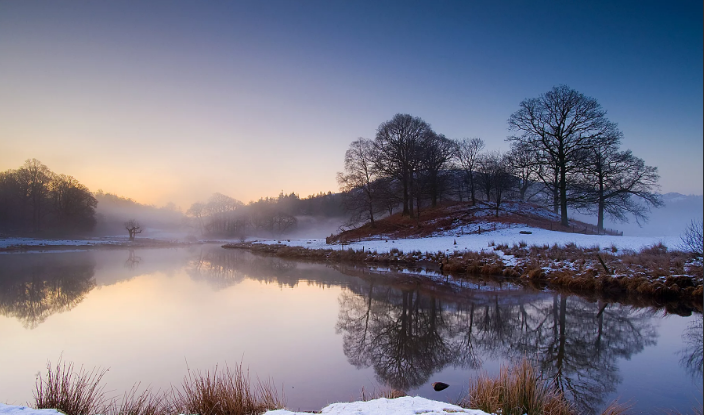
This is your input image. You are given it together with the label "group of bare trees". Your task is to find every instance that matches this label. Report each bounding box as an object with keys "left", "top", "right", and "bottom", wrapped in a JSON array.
[
  {"left": 338, "top": 86, "right": 662, "bottom": 231},
  {"left": 186, "top": 191, "right": 345, "bottom": 238},
  {"left": 0, "top": 159, "right": 97, "bottom": 234},
  {"left": 508, "top": 85, "right": 662, "bottom": 229}
]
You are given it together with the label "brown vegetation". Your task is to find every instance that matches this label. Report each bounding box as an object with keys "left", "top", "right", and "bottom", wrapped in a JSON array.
[
  {"left": 461, "top": 359, "right": 573, "bottom": 415},
  {"left": 461, "top": 359, "right": 631, "bottom": 415},
  {"left": 225, "top": 239, "right": 703, "bottom": 313},
  {"left": 32, "top": 359, "right": 283, "bottom": 415}
]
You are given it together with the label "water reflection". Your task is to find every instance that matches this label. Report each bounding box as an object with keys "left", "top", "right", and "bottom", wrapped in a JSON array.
[
  {"left": 0, "top": 253, "right": 96, "bottom": 329},
  {"left": 0, "top": 246, "right": 697, "bottom": 413},
  {"left": 679, "top": 314, "right": 704, "bottom": 379},
  {"left": 336, "top": 280, "right": 658, "bottom": 414}
]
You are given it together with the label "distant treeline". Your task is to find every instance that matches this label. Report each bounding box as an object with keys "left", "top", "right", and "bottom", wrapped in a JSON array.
[
  {"left": 338, "top": 85, "right": 662, "bottom": 231},
  {"left": 0, "top": 159, "right": 97, "bottom": 235},
  {"left": 185, "top": 191, "right": 345, "bottom": 238}
]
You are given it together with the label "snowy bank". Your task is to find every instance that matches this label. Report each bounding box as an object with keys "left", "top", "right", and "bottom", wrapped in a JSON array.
[{"left": 252, "top": 224, "right": 680, "bottom": 255}]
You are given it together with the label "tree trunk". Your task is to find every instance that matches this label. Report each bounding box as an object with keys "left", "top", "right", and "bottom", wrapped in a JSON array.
[
  {"left": 469, "top": 172, "right": 476, "bottom": 205},
  {"left": 559, "top": 165, "right": 569, "bottom": 226}
]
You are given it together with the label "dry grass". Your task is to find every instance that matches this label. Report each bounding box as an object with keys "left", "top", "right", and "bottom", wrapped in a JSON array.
[
  {"left": 599, "top": 400, "right": 631, "bottom": 415},
  {"left": 32, "top": 359, "right": 283, "bottom": 415},
  {"left": 33, "top": 358, "right": 109, "bottom": 415},
  {"left": 461, "top": 358, "right": 573, "bottom": 415},
  {"left": 461, "top": 359, "right": 633, "bottom": 415},
  {"left": 173, "top": 362, "right": 284, "bottom": 415},
  {"left": 359, "top": 385, "right": 406, "bottom": 401},
  {"left": 106, "top": 383, "right": 171, "bottom": 415}
]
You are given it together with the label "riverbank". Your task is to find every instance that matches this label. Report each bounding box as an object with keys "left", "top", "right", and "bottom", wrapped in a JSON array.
[
  {"left": 0, "top": 237, "right": 201, "bottom": 253},
  {"left": 223, "top": 228, "right": 703, "bottom": 312}
]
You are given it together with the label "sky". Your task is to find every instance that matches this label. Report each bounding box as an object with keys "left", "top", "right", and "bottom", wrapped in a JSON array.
[{"left": 0, "top": 1, "right": 702, "bottom": 209}]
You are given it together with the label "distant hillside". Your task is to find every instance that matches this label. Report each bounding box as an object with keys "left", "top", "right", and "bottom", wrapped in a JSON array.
[
  {"left": 570, "top": 193, "right": 703, "bottom": 237},
  {"left": 330, "top": 200, "right": 616, "bottom": 243}
]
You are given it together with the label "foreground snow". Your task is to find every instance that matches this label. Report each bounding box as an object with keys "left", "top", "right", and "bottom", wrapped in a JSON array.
[
  {"left": 0, "top": 398, "right": 489, "bottom": 415},
  {"left": 268, "top": 396, "right": 488, "bottom": 415},
  {"left": 0, "top": 404, "right": 63, "bottom": 415},
  {"left": 255, "top": 224, "right": 680, "bottom": 255}
]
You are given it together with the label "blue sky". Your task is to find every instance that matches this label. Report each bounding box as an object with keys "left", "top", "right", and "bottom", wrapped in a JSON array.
[{"left": 0, "top": 1, "right": 701, "bottom": 207}]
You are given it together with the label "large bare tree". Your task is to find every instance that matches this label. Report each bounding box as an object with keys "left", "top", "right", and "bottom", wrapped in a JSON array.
[
  {"left": 508, "top": 85, "right": 619, "bottom": 226},
  {"left": 373, "top": 114, "right": 434, "bottom": 218},
  {"left": 578, "top": 141, "right": 662, "bottom": 231}
]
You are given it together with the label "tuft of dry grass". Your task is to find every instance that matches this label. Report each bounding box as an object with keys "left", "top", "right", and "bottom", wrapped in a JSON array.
[
  {"left": 33, "top": 358, "right": 109, "bottom": 415},
  {"left": 359, "top": 385, "right": 406, "bottom": 401},
  {"left": 106, "top": 383, "right": 171, "bottom": 415},
  {"left": 599, "top": 400, "right": 631, "bottom": 415},
  {"left": 461, "top": 358, "right": 573, "bottom": 415},
  {"left": 173, "top": 362, "right": 284, "bottom": 415}
]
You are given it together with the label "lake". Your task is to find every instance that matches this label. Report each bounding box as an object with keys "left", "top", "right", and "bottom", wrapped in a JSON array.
[{"left": 0, "top": 245, "right": 701, "bottom": 413}]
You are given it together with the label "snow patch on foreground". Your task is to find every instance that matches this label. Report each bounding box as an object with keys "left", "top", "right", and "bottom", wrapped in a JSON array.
[
  {"left": 255, "top": 225, "right": 680, "bottom": 255},
  {"left": 0, "top": 398, "right": 490, "bottom": 415},
  {"left": 0, "top": 404, "right": 64, "bottom": 415},
  {"left": 268, "top": 396, "right": 488, "bottom": 415}
]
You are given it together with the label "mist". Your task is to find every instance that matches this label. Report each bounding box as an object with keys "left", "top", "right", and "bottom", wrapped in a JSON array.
[{"left": 570, "top": 193, "right": 703, "bottom": 237}]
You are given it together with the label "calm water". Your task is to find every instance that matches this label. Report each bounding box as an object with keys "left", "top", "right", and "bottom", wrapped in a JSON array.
[{"left": 0, "top": 246, "right": 701, "bottom": 413}]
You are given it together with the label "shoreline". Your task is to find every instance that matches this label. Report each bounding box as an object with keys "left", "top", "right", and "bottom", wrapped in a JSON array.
[{"left": 223, "top": 240, "right": 703, "bottom": 314}]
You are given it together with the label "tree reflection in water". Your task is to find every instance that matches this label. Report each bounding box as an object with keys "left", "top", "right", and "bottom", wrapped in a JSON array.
[
  {"left": 679, "top": 313, "right": 703, "bottom": 379},
  {"left": 171, "top": 247, "right": 675, "bottom": 414},
  {"left": 0, "top": 253, "right": 96, "bottom": 329},
  {"left": 336, "top": 280, "right": 658, "bottom": 414}
]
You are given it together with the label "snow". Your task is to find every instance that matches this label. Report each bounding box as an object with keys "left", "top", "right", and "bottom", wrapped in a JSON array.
[
  {"left": 265, "top": 396, "right": 489, "bottom": 415},
  {"left": 0, "top": 404, "right": 62, "bottom": 415},
  {"left": 251, "top": 224, "right": 680, "bottom": 255},
  {"left": 0, "top": 237, "right": 122, "bottom": 249},
  {"left": 0, "top": 398, "right": 489, "bottom": 415}
]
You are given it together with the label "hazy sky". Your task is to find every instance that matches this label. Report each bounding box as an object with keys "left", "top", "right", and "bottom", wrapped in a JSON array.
[{"left": 1, "top": 1, "right": 702, "bottom": 208}]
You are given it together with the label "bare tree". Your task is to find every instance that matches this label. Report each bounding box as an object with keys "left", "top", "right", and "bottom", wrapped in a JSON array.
[
  {"left": 506, "top": 141, "right": 540, "bottom": 202},
  {"left": 578, "top": 139, "right": 662, "bottom": 231},
  {"left": 508, "top": 85, "right": 620, "bottom": 226},
  {"left": 124, "top": 219, "right": 142, "bottom": 241},
  {"left": 337, "top": 138, "right": 381, "bottom": 227},
  {"left": 453, "top": 138, "right": 485, "bottom": 205},
  {"left": 16, "top": 159, "right": 53, "bottom": 231},
  {"left": 419, "top": 133, "right": 455, "bottom": 207},
  {"left": 186, "top": 202, "right": 206, "bottom": 235},
  {"left": 476, "top": 152, "right": 515, "bottom": 217},
  {"left": 374, "top": 114, "right": 434, "bottom": 218},
  {"left": 680, "top": 220, "right": 703, "bottom": 256},
  {"left": 48, "top": 174, "right": 98, "bottom": 231}
]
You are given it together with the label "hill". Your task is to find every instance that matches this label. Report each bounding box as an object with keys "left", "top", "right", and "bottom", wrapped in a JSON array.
[{"left": 329, "top": 200, "right": 620, "bottom": 243}]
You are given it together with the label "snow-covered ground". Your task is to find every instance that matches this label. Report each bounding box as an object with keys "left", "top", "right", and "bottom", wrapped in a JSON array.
[
  {"left": 266, "top": 396, "right": 488, "bottom": 415},
  {"left": 0, "top": 237, "right": 127, "bottom": 249},
  {"left": 0, "top": 397, "right": 490, "bottom": 415},
  {"left": 252, "top": 224, "right": 681, "bottom": 255}
]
